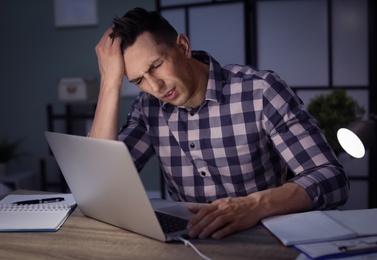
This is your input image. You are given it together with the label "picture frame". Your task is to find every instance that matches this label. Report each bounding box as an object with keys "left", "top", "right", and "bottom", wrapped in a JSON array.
[{"left": 54, "top": 0, "right": 98, "bottom": 27}]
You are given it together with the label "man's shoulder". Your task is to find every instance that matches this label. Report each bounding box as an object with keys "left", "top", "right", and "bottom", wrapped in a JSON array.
[
  {"left": 222, "top": 64, "right": 275, "bottom": 80},
  {"left": 220, "top": 64, "right": 283, "bottom": 90}
]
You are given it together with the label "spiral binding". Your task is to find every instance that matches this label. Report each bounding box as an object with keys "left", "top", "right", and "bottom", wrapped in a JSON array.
[{"left": 0, "top": 203, "right": 71, "bottom": 211}]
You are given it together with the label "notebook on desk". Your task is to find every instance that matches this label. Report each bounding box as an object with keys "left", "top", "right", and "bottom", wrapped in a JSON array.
[
  {"left": 45, "top": 131, "right": 196, "bottom": 242},
  {"left": 0, "top": 193, "right": 76, "bottom": 232},
  {"left": 261, "top": 208, "right": 377, "bottom": 246}
]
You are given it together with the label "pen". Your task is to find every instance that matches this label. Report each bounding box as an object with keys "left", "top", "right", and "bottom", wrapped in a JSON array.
[
  {"left": 339, "top": 245, "right": 377, "bottom": 255},
  {"left": 338, "top": 241, "right": 377, "bottom": 255},
  {"left": 12, "top": 197, "right": 65, "bottom": 205}
]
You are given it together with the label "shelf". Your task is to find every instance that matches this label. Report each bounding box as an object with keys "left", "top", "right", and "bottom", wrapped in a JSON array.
[{"left": 41, "top": 101, "right": 97, "bottom": 192}]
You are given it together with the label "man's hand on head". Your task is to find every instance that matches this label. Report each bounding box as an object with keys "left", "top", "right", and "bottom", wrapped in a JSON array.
[{"left": 95, "top": 27, "right": 125, "bottom": 91}]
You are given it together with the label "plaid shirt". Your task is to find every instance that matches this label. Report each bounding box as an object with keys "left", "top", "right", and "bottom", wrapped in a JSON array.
[{"left": 119, "top": 51, "right": 349, "bottom": 209}]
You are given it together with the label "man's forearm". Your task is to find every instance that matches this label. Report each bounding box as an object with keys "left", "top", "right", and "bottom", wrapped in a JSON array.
[
  {"left": 249, "top": 182, "right": 313, "bottom": 221},
  {"left": 187, "top": 182, "right": 313, "bottom": 239},
  {"left": 91, "top": 27, "right": 126, "bottom": 140},
  {"left": 89, "top": 86, "right": 121, "bottom": 140}
]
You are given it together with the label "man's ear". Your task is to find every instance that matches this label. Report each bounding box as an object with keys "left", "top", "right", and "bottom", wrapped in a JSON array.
[{"left": 176, "top": 34, "right": 191, "bottom": 58}]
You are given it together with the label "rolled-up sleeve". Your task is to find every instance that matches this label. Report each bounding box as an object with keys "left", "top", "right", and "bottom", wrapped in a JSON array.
[{"left": 262, "top": 73, "right": 350, "bottom": 209}]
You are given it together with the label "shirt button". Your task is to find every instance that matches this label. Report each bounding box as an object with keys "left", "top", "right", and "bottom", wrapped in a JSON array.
[
  {"left": 190, "top": 143, "right": 195, "bottom": 148},
  {"left": 200, "top": 171, "right": 206, "bottom": 177}
]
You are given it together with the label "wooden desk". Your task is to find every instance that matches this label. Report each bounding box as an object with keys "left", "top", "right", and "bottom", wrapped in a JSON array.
[{"left": 0, "top": 192, "right": 299, "bottom": 259}]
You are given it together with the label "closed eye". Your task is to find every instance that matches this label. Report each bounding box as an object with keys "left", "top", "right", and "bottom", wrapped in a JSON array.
[
  {"left": 129, "top": 56, "right": 165, "bottom": 85},
  {"left": 131, "top": 77, "right": 143, "bottom": 85},
  {"left": 150, "top": 58, "right": 164, "bottom": 73}
]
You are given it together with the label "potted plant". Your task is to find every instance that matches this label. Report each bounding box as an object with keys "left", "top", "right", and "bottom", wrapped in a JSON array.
[
  {"left": 0, "top": 138, "right": 22, "bottom": 176},
  {"left": 307, "top": 89, "right": 365, "bottom": 156}
]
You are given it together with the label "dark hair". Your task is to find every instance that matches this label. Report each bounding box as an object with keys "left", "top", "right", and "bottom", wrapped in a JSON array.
[{"left": 110, "top": 7, "right": 178, "bottom": 51}]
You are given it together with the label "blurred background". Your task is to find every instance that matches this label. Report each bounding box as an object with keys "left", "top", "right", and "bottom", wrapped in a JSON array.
[{"left": 0, "top": 0, "right": 375, "bottom": 210}]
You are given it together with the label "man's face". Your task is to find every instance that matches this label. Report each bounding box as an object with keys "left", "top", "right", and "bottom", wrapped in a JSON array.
[{"left": 124, "top": 32, "right": 202, "bottom": 108}]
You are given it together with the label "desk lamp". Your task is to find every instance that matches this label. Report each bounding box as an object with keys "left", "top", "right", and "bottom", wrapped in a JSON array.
[{"left": 337, "top": 120, "right": 376, "bottom": 158}]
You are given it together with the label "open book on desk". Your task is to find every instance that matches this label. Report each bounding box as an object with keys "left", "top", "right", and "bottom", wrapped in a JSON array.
[
  {"left": 295, "top": 235, "right": 377, "bottom": 259},
  {"left": 0, "top": 193, "right": 76, "bottom": 232},
  {"left": 261, "top": 208, "right": 377, "bottom": 246}
]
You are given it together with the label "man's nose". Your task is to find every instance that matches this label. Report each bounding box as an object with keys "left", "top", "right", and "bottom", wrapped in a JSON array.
[{"left": 144, "top": 73, "right": 164, "bottom": 93}]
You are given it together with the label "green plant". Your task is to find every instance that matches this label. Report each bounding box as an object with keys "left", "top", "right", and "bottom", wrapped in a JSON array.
[
  {"left": 0, "top": 138, "right": 22, "bottom": 163},
  {"left": 307, "top": 89, "right": 365, "bottom": 155}
]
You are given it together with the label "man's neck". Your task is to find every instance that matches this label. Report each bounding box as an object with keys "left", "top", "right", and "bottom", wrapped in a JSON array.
[{"left": 185, "top": 58, "right": 209, "bottom": 109}]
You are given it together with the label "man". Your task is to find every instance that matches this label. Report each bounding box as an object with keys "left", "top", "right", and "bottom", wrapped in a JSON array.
[{"left": 90, "top": 7, "right": 349, "bottom": 239}]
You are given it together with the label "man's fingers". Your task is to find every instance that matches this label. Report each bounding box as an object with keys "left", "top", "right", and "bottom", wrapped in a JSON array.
[
  {"left": 187, "top": 205, "right": 229, "bottom": 239},
  {"left": 211, "top": 222, "right": 239, "bottom": 239},
  {"left": 187, "top": 205, "right": 202, "bottom": 214},
  {"left": 186, "top": 197, "right": 260, "bottom": 239},
  {"left": 197, "top": 213, "right": 232, "bottom": 239}
]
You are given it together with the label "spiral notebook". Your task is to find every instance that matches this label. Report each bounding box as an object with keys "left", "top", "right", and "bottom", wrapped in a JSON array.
[{"left": 0, "top": 194, "right": 76, "bottom": 232}]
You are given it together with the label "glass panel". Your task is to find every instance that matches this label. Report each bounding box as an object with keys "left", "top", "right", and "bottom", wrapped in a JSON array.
[
  {"left": 161, "top": 9, "right": 186, "bottom": 35},
  {"left": 189, "top": 3, "right": 245, "bottom": 65},
  {"left": 296, "top": 89, "right": 369, "bottom": 118},
  {"left": 332, "top": 0, "right": 368, "bottom": 86},
  {"left": 161, "top": 0, "right": 210, "bottom": 7},
  {"left": 257, "top": 0, "right": 328, "bottom": 87}
]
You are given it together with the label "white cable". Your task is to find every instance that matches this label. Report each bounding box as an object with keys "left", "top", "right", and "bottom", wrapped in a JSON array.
[{"left": 175, "top": 236, "right": 212, "bottom": 260}]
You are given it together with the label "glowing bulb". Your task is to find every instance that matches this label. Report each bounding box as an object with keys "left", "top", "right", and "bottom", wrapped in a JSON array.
[{"left": 337, "top": 128, "right": 365, "bottom": 158}]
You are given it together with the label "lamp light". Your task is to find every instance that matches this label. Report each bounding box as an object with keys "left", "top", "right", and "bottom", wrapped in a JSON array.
[{"left": 337, "top": 120, "right": 376, "bottom": 158}]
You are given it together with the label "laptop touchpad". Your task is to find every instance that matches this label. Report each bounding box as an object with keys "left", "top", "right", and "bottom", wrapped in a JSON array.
[{"left": 155, "top": 205, "right": 194, "bottom": 220}]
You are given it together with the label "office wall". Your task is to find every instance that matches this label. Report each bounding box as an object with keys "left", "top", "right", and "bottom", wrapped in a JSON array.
[{"left": 0, "top": 0, "right": 158, "bottom": 190}]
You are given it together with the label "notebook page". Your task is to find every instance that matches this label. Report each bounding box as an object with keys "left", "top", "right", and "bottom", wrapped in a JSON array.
[
  {"left": 261, "top": 210, "right": 356, "bottom": 246},
  {"left": 0, "top": 194, "right": 76, "bottom": 232},
  {"left": 324, "top": 208, "right": 377, "bottom": 236}
]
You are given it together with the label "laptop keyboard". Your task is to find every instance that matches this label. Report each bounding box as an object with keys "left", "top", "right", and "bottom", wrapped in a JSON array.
[{"left": 155, "top": 211, "right": 189, "bottom": 234}]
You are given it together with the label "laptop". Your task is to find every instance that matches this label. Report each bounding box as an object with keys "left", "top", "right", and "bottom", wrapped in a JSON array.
[{"left": 44, "top": 131, "right": 195, "bottom": 242}]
